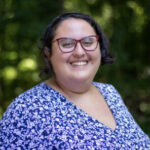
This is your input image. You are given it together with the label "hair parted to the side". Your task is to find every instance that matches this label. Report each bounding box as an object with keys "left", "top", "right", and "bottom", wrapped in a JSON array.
[{"left": 38, "top": 12, "right": 114, "bottom": 77}]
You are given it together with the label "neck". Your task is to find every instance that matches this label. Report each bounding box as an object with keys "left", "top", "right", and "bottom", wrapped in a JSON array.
[
  {"left": 47, "top": 77, "right": 93, "bottom": 99},
  {"left": 57, "top": 76, "right": 92, "bottom": 91}
]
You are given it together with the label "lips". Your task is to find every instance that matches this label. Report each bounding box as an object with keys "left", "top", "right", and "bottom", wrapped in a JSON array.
[{"left": 71, "top": 61, "right": 88, "bottom": 66}]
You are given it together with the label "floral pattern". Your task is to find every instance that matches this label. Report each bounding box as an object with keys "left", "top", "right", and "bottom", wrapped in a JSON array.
[{"left": 0, "top": 82, "right": 150, "bottom": 149}]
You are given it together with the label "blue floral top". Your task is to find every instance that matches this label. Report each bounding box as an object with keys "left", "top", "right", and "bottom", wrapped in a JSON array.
[{"left": 0, "top": 82, "right": 150, "bottom": 149}]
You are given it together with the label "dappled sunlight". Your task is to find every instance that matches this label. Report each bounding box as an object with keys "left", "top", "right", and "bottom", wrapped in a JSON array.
[
  {"left": 32, "top": 72, "right": 41, "bottom": 82},
  {"left": 2, "top": 66, "right": 18, "bottom": 81},
  {"left": 7, "top": 51, "right": 18, "bottom": 60},
  {"left": 18, "top": 58, "right": 37, "bottom": 71},
  {"left": 140, "top": 102, "right": 150, "bottom": 113},
  {"left": 94, "top": 4, "right": 113, "bottom": 31},
  {"left": 127, "top": 1, "right": 147, "bottom": 33},
  {"left": 141, "top": 67, "right": 150, "bottom": 78},
  {"left": 64, "top": 0, "right": 76, "bottom": 10}
]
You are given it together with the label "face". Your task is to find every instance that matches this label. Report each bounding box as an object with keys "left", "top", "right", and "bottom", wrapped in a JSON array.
[{"left": 48, "top": 18, "right": 101, "bottom": 90}]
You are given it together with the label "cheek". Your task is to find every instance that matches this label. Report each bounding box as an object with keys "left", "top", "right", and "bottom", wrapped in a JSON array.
[
  {"left": 97, "top": 46, "right": 101, "bottom": 61},
  {"left": 50, "top": 51, "right": 70, "bottom": 72},
  {"left": 98, "top": 50, "right": 101, "bottom": 62},
  {"left": 93, "top": 50, "right": 101, "bottom": 69},
  {"left": 93, "top": 48, "right": 101, "bottom": 62}
]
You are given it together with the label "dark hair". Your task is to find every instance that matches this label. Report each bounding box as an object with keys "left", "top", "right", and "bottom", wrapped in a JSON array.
[{"left": 39, "top": 12, "right": 114, "bottom": 76}]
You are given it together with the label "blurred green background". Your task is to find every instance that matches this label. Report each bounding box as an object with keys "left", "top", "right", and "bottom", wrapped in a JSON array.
[{"left": 0, "top": 0, "right": 150, "bottom": 136}]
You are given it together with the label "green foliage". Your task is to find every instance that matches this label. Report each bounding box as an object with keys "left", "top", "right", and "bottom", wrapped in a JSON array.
[{"left": 0, "top": 0, "right": 63, "bottom": 117}]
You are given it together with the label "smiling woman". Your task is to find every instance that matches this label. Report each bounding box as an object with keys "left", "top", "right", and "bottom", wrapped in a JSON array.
[
  {"left": 0, "top": 12, "right": 150, "bottom": 149},
  {"left": 45, "top": 18, "right": 101, "bottom": 93}
]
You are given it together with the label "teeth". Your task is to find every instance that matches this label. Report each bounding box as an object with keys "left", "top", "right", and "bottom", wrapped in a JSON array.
[{"left": 71, "top": 61, "right": 87, "bottom": 66}]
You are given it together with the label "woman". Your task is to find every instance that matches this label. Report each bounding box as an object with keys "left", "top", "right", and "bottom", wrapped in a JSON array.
[{"left": 0, "top": 12, "right": 150, "bottom": 149}]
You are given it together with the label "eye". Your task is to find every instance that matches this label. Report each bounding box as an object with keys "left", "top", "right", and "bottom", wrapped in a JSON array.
[
  {"left": 59, "top": 39, "right": 75, "bottom": 48},
  {"left": 82, "top": 37, "right": 95, "bottom": 47}
]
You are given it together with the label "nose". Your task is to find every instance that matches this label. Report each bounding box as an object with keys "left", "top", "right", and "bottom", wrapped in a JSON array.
[{"left": 72, "top": 42, "right": 86, "bottom": 57}]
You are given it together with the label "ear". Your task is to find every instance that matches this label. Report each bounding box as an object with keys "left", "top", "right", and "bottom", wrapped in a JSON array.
[{"left": 44, "top": 46, "right": 51, "bottom": 58}]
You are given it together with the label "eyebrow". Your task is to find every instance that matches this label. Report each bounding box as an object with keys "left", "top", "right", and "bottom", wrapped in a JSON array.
[{"left": 54, "top": 35, "right": 97, "bottom": 40}]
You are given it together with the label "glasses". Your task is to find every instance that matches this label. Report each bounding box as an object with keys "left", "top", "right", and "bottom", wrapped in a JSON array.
[{"left": 53, "top": 35, "right": 99, "bottom": 53}]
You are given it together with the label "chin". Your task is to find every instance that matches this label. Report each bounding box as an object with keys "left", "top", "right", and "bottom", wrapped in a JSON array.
[{"left": 71, "top": 74, "right": 94, "bottom": 83}]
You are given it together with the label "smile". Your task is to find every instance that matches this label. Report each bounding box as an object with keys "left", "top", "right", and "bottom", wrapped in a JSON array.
[{"left": 71, "top": 61, "right": 88, "bottom": 66}]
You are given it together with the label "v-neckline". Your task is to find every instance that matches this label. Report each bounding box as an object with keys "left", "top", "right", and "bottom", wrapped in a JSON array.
[
  {"left": 92, "top": 82, "right": 118, "bottom": 131},
  {"left": 43, "top": 82, "right": 118, "bottom": 131}
]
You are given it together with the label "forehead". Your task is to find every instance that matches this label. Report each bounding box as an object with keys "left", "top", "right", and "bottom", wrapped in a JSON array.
[{"left": 54, "top": 18, "right": 96, "bottom": 38}]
